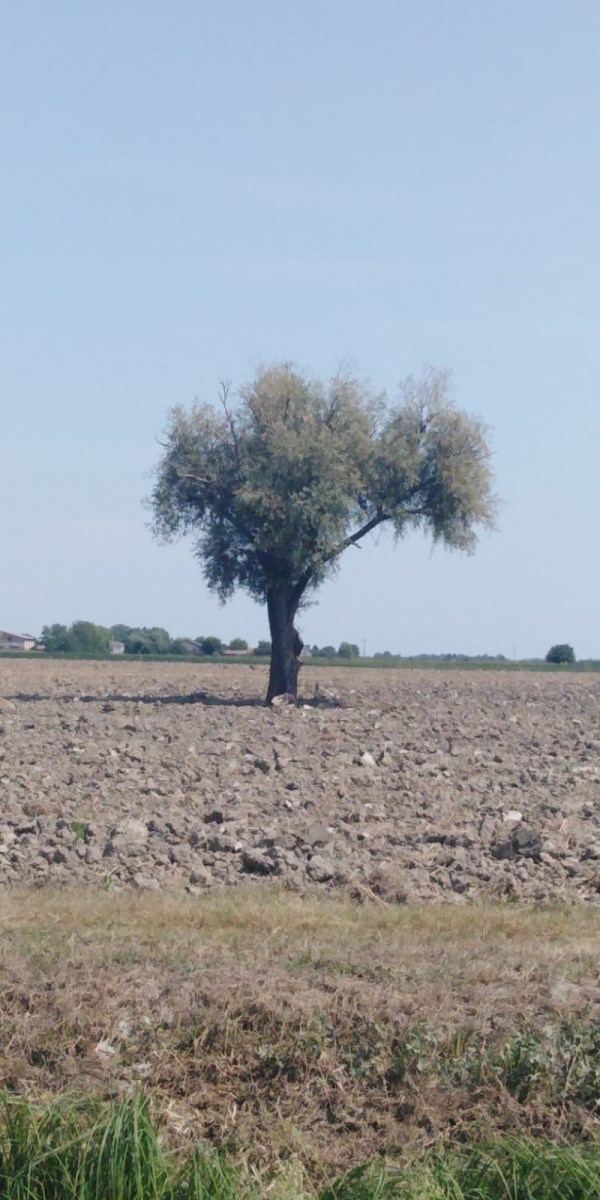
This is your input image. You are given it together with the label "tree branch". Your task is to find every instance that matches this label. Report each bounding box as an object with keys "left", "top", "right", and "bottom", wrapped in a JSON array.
[
  {"left": 219, "top": 380, "right": 240, "bottom": 464},
  {"left": 289, "top": 509, "right": 391, "bottom": 609},
  {"left": 327, "top": 509, "right": 390, "bottom": 561},
  {"left": 177, "top": 471, "right": 213, "bottom": 488}
]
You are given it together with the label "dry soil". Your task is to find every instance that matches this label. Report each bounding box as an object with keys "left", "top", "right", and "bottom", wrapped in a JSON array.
[{"left": 1, "top": 659, "right": 599, "bottom": 902}]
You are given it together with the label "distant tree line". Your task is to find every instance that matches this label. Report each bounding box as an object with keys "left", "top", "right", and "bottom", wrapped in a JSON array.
[
  {"left": 39, "top": 626, "right": 571, "bottom": 663},
  {"left": 38, "top": 625, "right": 369, "bottom": 659},
  {"left": 307, "top": 643, "right": 360, "bottom": 658},
  {"left": 372, "top": 651, "right": 508, "bottom": 661},
  {"left": 39, "top": 623, "right": 251, "bottom": 656},
  {"left": 252, "top": 642, "right": 362, "bottom": 659},
  {"left": 41, "top": 622, "right": 112, "bottom": 655}
]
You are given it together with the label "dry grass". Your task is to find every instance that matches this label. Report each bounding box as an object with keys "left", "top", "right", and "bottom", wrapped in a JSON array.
[{"left": 0, "top": 888, "right": 598, "bottom": 1175}]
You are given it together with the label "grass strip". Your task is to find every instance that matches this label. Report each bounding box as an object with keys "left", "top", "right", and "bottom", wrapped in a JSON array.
[
  {"left": 0, "top": 892, "right": 598, "bottom": 1172},
  {"left": 0, "top": 1094, "right": 598, "bottom": 1199}
]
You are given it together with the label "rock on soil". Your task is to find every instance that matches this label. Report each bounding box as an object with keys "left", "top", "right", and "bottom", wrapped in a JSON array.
[{"left": 0, "top": 659, "right": 599, "bottom": 902}]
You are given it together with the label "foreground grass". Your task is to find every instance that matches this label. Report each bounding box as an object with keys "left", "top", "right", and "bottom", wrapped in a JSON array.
[
  {"left": 0, "top": 1092, "right": 598, "bottom": 1199},
  {"left": 0, "top": 890, "right": 598, "bottom": 1175}
]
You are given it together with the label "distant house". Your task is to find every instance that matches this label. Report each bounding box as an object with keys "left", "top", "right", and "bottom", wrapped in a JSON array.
[
  {"left": 109, "top": 640, "right": 126, "bottom": 655},
  {"left": 0, "top": 631, "right": 37, "bottom": 652},
  {"left": 177, "top": 638, "right": 204, "bottom": 655}
]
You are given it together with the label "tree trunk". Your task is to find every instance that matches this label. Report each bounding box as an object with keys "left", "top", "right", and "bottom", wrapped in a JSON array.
[{"left": 266, "top": 589, "right": 304, "bottom": 704}]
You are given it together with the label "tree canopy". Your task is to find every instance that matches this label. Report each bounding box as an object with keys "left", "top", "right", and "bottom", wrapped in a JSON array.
[
  {"left": 545, "top": 644, "right": 575, "bottom": 664},
  {"left": 41, "top": 621, "right": 110, "bottom": 655},
  {"left": 150, "top": 363, "right": 496, "bottom": 701},
  {"left": 338, "top": 642, "right": 360, "bottom": 659}
]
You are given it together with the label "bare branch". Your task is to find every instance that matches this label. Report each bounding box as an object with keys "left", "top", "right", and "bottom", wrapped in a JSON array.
[
  {"left": 325, "top": 391, "right": 340, "bottom": 430},
  {"left": 219, "top": 379, "right": 240, "bottom": 463},
  {"left": 177, "top": 471, "right": 213, "bottom": 488}
]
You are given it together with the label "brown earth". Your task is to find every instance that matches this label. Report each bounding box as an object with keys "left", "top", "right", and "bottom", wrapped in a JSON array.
[
  {"left": 0, "top": 659, "right": 599, "bottom": 902},
  {"left": 1, "top": 660, "right": 600, "bottom": 1172}
]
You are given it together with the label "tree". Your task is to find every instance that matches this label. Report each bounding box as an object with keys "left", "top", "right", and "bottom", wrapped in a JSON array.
[
  {"left": 201, "top": 636, "right": 222, "bottom": 656},
  {"left": 123, "top": 628, "right": 153, "bottom": 654},
  {"left": 69, "top": 621, "right": 111, "bottom": 655},
  {"left": 150, "top": 364, "right": 496, "bottom": 703},
  {"left": 146, "top": 626, "right": 172, "bottom": 654},
  {"left": 254, "top": 639, "right": 272, "bottom": 656},
  {"left": 40, "top": 622, "right": 110, "bottom": 654},
  {"left": 123, "top": 626, "right": 172, "bottom": 654},
  {"left": 229, "top": 637, "right": 249, "bottom": 650},
  {"left": 338, "top": 642, "right": 360, "bottom": 658},
  {"left": 41, "top": 623, "right": 71, "bottom": 652},
  {"left": 110, "top": 624, "right": 132, "bottom": 643},
  {"left": 546, "top": 644, "right": 575, "bottom": 664}
]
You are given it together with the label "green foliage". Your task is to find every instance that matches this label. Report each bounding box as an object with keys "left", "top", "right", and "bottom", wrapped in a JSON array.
[
  {"left": 41, "top": 622, "right": 110, "bottom": 655},
  {"left": 430, "top": 1140, "right": 600, "bottom": 1199},
  {"left": 386, "top": 1021, "right": 440, "bottom": 1085},
  {"left": 123, "top": 627, "right": 172, "bottom": 655},
  {"left": 70, "top": 622, "right": 111, "bottom": 655},
  {"left": 489, "top": 1031, "right": 547, "bottom": 1102},
  {"left": 40, "top": 623, "right": 71, "bottom": 652},
  {"left": 201, "top": 636, "right": 223, "bottom": 655},
  {"left": 69, "top": 820, "right": 87, "bottom": 845},
  {"left": 150, "top": 365, "right": 496, "bottom": 611},
  {"left": 110, "top": 624, "right": 132, "bottom": 643},
  {"left": 145, "top": 626, "right": 172, "bottom": 653},
  {"left": 122, "top": 630, "right": 154, "bottom": 654},
  {"left": 254, "top": 640, "right": 272, "bottom": 656},
  {"left": 554, "top": 1013, "right": 600, "bottom": 1111},
  {"left": 170, "top": 638, "right": 191, "bottom": 654},
  {"left": 316, "top": 645, "right": 337, "bottom": 658},
  {"left": 546, "top": 643, "right": 575, "bottom": 664},
  {"left": 338, "top": 642, "right": 360, "bottom": 658},
  {"left": 228, "top": 638, "right": 249, "bottom": 650}
]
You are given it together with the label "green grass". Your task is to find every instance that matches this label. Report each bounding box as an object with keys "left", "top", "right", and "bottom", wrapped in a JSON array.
[
  {"left": 2, "top": 651, "right": 600, "bottom": 670},
  {"left": 0, "top": 1094, "right": 597, "bottom": 1199},
  {"left": 326, "top": 1143, "right": 600, "bottom": 1198},
  {"left": 0, "top": 1093, "right": 244, "bottom": 1200}
]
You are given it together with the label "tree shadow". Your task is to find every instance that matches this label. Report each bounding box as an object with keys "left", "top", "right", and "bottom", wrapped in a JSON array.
[
  {"left": 7, "top": 690, "right": 345, "bottom": 709},
  {"left": 7, "top": 690, "right": 263, "bottom": 708}
]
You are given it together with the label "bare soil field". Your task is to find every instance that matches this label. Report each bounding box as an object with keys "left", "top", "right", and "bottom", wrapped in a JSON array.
[
  {"left": 0, "top": 661, "right": 599, "bottom": 1172},
  {"left": 0, "top": 659, "right": 599, "bottom": 902}
]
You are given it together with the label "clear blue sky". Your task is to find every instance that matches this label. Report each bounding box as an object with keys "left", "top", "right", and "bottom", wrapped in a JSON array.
[{"left": 2, "top": 1, "right": 599, "bottom": 657}]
